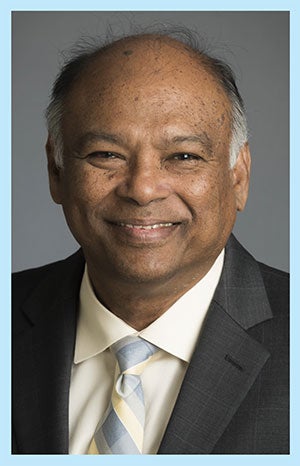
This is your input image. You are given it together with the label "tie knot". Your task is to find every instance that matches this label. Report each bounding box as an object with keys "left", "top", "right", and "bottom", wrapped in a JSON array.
[{"left": 111, "top": 335, "right": 159, "bottom": 374}]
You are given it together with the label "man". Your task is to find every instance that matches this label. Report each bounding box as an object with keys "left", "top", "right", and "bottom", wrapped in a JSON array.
[{"left": 12, "top": 29, "right": 289, "bottom": 454}]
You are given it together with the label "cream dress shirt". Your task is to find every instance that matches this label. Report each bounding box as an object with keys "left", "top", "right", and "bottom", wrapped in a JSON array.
[{"left": 69, "top": 250, "right": 224, "bottom": 454}]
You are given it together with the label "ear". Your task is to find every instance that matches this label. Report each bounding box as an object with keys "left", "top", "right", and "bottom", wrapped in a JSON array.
[
  {"left": 232, "top": 142, "right": 251, "bottom": 212},
  {"left": 46, "top": 135, "right": 63, "bottom": 205}
]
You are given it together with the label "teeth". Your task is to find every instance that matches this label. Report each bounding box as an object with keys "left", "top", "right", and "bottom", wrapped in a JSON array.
[{"left": 119, "top": 222, "right": 174, "bottom": 230}]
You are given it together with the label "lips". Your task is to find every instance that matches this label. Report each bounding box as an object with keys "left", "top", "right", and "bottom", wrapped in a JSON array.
[
  {"left": 106, "top": 219, "right": 182, "bottom": 243},
  {"left": 118, "top": 222, "right": 176, "bottom": 230}
]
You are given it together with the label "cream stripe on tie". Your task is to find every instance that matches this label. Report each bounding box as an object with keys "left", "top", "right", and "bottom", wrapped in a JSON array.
[{"left": 89, "top": 335, "right": 159, "bottom": 454}]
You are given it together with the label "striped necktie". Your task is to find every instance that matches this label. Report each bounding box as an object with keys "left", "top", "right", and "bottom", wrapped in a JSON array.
[{"left": 89, "top": 335, "right": 159, "bottom": 454}]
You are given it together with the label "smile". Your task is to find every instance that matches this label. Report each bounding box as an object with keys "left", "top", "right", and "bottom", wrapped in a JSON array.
[
  {"left": 118, "top": 222, "right": 175, "bottom": 230},
  {"left": 107, "top": 220, "right": 182, "bottom": 244}
]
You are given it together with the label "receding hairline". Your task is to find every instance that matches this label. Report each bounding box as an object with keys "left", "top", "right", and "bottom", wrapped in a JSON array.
[
  {"left": 89, "top": 32, "right": 204, "bottom": 56},
  {"left": 62, "top": 33, "right": 232, "bottom": 105}
]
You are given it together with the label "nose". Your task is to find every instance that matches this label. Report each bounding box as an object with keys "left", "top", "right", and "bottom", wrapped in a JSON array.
[{"left": 115, "top": 157, "right": 172, "bottom": 206}]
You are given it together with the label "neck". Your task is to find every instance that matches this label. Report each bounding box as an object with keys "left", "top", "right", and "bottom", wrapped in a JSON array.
[{"left": 85, "top": 261, "right": 214, "bottom": 331}]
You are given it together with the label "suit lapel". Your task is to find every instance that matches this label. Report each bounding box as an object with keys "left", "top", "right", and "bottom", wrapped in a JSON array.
[
  {"left": 14, "top": 237, "right": 273, "bottom": 454},
  {"left": 13, "top": 251, "right": 84, "bottom": 454},
  {"left": 158, "top": 235, "right": 273, "bottom": 454},
  {"left": 158, "top": 301, "right": 270, "bottom": 454}
]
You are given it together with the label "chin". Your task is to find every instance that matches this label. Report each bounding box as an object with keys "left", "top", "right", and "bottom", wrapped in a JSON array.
[
  {"left": 119, "top": 267, "right": 172, "bottom": 285},
  {"left": 113, "top": 258, "right": 178, "bottom": 285}
]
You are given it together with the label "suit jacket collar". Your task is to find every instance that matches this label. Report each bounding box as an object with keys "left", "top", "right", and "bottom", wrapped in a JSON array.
[
  {"left": 158, "top": 235, "right": 273, "bottom": 454},
  {"left": 213, "top": 234, "right": 273, "bottom": 328}
]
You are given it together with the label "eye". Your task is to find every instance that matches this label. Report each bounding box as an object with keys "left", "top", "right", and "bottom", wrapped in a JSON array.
[
  {"left": 88, "top": 151, "right": 119, "bottom": 159},
  {"left": 164, "top": 152, "right": 206, "bottom": 172},
  {"left": 171, "top": 153, "right": 204, "bottom": 162},
  {"left": 84, "top": 151, "right": 126, "bottom": 169}
]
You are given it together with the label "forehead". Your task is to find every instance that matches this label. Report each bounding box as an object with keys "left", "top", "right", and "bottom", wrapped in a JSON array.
[{"left": 63, "top": 37, "right": 231, "bottom": 139}]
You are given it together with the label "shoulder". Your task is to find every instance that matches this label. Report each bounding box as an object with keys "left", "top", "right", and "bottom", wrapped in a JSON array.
[
  {"left": 258, "top": 260, "right": 289, "bottom": 282},
  {"left": 13, "top": 259, "right": 63, "bottom": 294},
  {"left": 258, "top": 261, "right": 289, "bottom": 315},
  {"left": 12, "top": 250, "right": 84, "bottom": 309},
  {"left": 223, "top": 235, "right": 289, "bottom": 322}
]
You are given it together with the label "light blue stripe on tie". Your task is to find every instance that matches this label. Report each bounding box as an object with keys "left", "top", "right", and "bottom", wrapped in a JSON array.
[
  {"left": 93, "top": 336, "right": 160, "bottom": 454},
  {"left": 102, "top": 409, "right": 125, "bottom": 447},
  {"left": 95, "top": 411, "right": 140, "bottom": 454}
]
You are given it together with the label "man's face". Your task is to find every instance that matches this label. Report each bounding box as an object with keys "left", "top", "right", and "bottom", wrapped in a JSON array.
[{"left": 47, "top": 38, "right": 250, "bottom": 286}]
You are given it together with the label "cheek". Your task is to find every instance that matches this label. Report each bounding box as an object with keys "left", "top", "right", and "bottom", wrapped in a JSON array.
[
  {"left": 62, "top": 166, "right": 112, "bottom": 205},
  {"left": 60, "top": 167, "right": 117, "bottom": 232},
  {"left": 183, "top": 168, "right": 235, "bottom": 222},
  {"left": 182, "top": 170, "right": 222, "bottom": 202}
]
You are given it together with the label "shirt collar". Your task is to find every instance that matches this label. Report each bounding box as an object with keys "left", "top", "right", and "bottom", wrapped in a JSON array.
[
  {"left": 74, "top": 250, "right": 224, "bottom": 364},
  {"left": 74, "top": 268, "right": 136, "bottom": 363}
]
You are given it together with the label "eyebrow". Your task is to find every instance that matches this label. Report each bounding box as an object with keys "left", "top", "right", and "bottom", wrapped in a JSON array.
[
  {"left": 168, "top": 134, "right": 213, "bottom": 156},
  {"left": 75, "top": 131, "right": 213, "bottom": 156},
  {"left": 75, "top": 131, "right": 125, "bottom": 151}
]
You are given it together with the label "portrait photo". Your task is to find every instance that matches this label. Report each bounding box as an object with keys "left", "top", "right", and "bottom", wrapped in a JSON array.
[{"left": 12, "top": 11, "right": 289, "bottom": 455}]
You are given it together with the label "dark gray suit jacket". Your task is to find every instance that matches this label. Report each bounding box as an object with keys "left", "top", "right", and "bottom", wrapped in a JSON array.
[{"left": 12, "top": 235, "right": 289, "bottom": 454}]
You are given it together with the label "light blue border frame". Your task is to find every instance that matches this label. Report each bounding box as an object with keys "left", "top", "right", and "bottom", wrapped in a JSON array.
[{"left": 2, "top": 1, "right": 298, "bottom": 465}]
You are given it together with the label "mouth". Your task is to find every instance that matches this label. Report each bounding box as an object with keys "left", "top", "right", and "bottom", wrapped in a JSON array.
[
  {"left": 117, "top": 221, "right": 178, "bottom": 230},
  {"left": 106, "top": 219, "right": 183, "bottom": 244}
]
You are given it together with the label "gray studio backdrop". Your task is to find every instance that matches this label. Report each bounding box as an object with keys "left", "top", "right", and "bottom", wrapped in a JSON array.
[{"left": 12, "top": 11, "right": 289, "bottom": 273}]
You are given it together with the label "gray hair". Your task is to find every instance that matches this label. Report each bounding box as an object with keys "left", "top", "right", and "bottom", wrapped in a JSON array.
[{"left": 45, "top": 26, "right": 248, "bottom": 169}]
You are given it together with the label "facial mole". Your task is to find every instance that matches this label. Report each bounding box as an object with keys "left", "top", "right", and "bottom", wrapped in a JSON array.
[
  {"left": 123, "top": 50, "right": 133, "bottom": 56},
  {"left": 107, "top": 172, "right": 116, "bottom": 181},
  {"left": 217, "top": 113, "right": 226, "bottom": 126}
]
